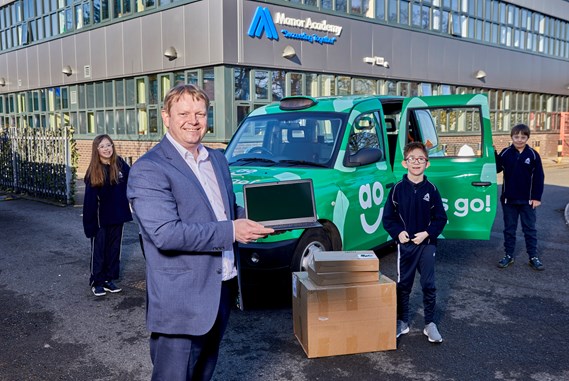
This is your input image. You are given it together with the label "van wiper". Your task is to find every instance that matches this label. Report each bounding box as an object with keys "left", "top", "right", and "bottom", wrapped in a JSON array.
[
  {"left": 278, "top": 159, "right": 328, "bottom": 168},
  {"left": 229, "top": 157, "right": 277, "bottom": 166}
]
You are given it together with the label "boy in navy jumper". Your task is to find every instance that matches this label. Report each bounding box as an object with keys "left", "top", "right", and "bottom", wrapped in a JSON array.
[
  {"left": 496, "top": 124, "right": 545, "bottom": 271},
  {"left": 383, "top": 142, "right": 448, "bottom": 343}
]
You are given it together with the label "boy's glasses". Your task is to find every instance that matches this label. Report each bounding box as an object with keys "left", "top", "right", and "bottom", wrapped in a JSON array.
[{"left": 405, "top": 156, "right": 428, "bottom": 164}]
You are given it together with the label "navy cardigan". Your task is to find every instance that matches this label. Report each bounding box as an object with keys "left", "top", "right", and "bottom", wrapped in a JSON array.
[{"left": 83, "top": 157, "right": 133, "bottom": 238}]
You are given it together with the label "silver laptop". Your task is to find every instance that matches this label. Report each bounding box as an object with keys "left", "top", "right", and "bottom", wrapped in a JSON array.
[{"left": 243, "top": 179, "right": 322, "bottom": 231}]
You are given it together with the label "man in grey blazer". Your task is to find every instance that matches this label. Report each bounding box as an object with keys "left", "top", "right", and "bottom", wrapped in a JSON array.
[{"left": 128, "top": 84, "right": 273, "bottom": 381}]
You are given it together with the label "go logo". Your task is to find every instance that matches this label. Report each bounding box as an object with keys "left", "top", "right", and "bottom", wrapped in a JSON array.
[
  {"left": 359, "top": 182, "right": 384, "bottom": 234},
  {"left": 442, "top": 195, "right": 492, "bottom": 217}
]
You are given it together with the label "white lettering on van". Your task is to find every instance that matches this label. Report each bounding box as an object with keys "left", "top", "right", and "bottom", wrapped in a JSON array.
[
  {"left": 359, "top": 182, "right": 384, "bottom": 234},
  {"left": 452, "top": 195, "right": 492, "bottom": 217}
]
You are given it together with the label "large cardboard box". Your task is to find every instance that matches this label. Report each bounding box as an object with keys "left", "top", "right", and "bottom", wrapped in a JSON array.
[
  {"left": 292, "top": 272, "right": 396, "bottom": 358},
  {"left": 312, "top": 251, "right": 379, "bottom": 273},
  {"left": 306, "top": 260, "right": 379, "bottom": 286}
]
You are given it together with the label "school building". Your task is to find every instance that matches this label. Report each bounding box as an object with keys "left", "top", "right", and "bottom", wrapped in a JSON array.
[{"left": 0, "top": 0, "right": 568, "bottom": 174}]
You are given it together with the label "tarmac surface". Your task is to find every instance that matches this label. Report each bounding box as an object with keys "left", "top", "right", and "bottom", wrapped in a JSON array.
[{"left": 0, "top": 158, "right": 568, "bottom": 381}]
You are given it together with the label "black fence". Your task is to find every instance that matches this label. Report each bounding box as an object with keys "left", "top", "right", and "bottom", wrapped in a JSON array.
[{"left": 0, "top": 126, "right": 76, "bottom": 205}]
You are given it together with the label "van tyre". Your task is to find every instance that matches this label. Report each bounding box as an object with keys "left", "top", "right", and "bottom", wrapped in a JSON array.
[{"left": 291, "top": 228, "right": 333, "bottom": 272}]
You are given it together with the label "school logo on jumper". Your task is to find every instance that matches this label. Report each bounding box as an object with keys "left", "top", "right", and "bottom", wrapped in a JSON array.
[
  {"left": 525, "top": 158, "right": 531, "bottom": 164},
  {"left": 423, "top": 193, "right": 430, "bottom": 202},
  {"left": 248, "top": 7, "right": 279, "bottom": 41}
]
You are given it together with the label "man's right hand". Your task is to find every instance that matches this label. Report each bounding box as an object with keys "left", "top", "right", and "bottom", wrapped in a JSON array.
[{"left": 234, "top": 219, "right": 274, "bottom": 244}]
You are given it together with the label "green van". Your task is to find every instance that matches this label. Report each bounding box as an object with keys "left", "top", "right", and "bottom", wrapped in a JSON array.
[{"left": 224, "top": 94, "right": 497, "bottom": 306}]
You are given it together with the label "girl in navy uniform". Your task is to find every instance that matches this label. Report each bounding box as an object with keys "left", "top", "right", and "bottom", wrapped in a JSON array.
[{"left": 83, "top": 134, "right": 133, "bottom": 296}]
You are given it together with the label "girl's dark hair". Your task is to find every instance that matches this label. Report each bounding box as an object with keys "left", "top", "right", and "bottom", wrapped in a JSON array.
[{"left": 86, "top": 134, "right": 120, "bottom": 187}]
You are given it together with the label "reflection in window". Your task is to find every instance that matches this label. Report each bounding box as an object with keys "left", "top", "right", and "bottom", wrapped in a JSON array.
[
  {"left": 203, "top": 68, "right": 215, "bottom": 101},
  {"left": 116, "top": 109, "right": 125, "bottom": 134},
  {"left": 255, "top": 71, "right": 269, "bottom": 100},
  {"left": 376, "top": 0, "right": 385, "bottom": 20},
  {"left": 148, "top": 75, "right": 158, "bottom": 104},
  {"left": 115, "top": 80, "right": 125, "bottom": 107},
  {"left": 125, "top": 79, "right": 135, "bottom": 106},
  {"left": 336, "top": 0, "right": 347, "bottom": 13},
  {"left": 290, "top": 73, "right": 303, "bottom": 96},
  {"left": 96, "top": 110, "right": 105, "bottom": 134},
  {"left": 235, "top": 68, "right": 250, "bottom": 101},
  {"left": 321, "top": 75, "right": 335, "bottom": 96},
  {"left": 337, "top": 76, "right": 351, "bottom": 95},
  {"left": 400, "top": 0, "right": 409, "bottom": 25},
  {"left": 388, "top": 0, "right": 397, "bottom": 22},
  {"left": 187, "top": 71, "right": 199, "bottom": 86},
  {"left": 61, "top": 88, "right": 69, "bottom": 109},
  {"left": 236, "top": 105, "right": 250, "bottom": 127},
  {"left": 126, "top": 109, "right": 136, "bottom": 134},
  {"left": 272, "top": 71, "right": 286, "bottom": 101},
  {"left": 106, "top": 110, "right": 115, "bottom": 134},
  {"left": 306, "top": 74, "right": 318, "bottom": 97},
  {"left": 149, "top": 108, "right": 158, "bottom": 134}
]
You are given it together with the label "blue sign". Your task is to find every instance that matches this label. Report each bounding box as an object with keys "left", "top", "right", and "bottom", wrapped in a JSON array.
[{"left": 248, "top": 7, "right": 279, "bottom": 41}]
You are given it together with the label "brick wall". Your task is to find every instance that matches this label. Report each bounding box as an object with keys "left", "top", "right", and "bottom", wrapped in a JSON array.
[
  {"left": 493, "top": 133, "right": 560, "bottom": 157},
  {"left": 76, "top": 139, "right": 228, "bottom": 177}
]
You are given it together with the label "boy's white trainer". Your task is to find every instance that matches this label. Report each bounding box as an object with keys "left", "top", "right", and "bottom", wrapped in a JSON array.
[{"left": 423, "top": 322, "right": 443, "bottom": 343}]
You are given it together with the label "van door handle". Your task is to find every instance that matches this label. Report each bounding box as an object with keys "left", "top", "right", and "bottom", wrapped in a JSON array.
[
  {"left": 386, "top": 182, "right": 394, "bottom": 189},
  {"left": 471, "top": 181, "right": 491, "bottom": 187}
]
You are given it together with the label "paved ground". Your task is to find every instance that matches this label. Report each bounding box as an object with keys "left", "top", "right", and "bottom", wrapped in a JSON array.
[{"left": 0, "top": 159, "right": 568, "bottom": 381}]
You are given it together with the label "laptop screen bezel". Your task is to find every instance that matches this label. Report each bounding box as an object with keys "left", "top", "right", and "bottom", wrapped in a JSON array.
[{"left": 242, "top": 179, "right": 318, "bottom": 227}]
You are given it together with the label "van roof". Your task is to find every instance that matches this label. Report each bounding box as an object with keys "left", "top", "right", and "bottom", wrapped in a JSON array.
[{"left": 248, "top": 95, "right": 404, "bottom": 117}]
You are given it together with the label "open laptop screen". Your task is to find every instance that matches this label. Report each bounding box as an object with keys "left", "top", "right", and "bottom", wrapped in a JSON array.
[{"left": 243, "top": 179, "right": 320, "bottom": 230}]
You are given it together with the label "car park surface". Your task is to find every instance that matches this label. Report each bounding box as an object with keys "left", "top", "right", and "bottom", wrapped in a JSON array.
[{"left": 0, "top": 161, "right": 568, "bottom": 380}]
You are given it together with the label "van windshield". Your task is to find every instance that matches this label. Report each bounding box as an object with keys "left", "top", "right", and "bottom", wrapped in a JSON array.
[{"left": 225, "top": 112, "right": 346, "bottom": 168}]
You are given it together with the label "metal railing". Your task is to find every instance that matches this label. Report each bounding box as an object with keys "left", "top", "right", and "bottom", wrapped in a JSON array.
[{"left": 0, "top": 126, "right": 76, "bottom": 205}]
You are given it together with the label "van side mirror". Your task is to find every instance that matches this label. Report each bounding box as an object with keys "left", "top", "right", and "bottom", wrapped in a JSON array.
[{"left": 345, "top": 148, "right": 383, "bottom": 167}]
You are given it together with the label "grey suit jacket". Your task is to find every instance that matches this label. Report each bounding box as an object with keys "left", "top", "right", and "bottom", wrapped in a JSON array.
[{"left": 127, "top": 136, "right": 244, "bottom": 336}]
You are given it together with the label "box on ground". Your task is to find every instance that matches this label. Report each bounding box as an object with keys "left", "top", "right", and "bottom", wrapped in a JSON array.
[
  {"left": 306, "top": 260, "right": 379, "bottom": 286},
  {"left": 292, "top": 271, "right": 396, "bottom": 358},
  {"left": 312, "top": 251, "right": 379, "bottom": 273}
]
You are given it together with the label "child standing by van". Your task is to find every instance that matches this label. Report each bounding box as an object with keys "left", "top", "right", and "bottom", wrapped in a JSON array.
[
  {"left": 383, "top": 142, "right": 448, "bottom": 343},
  {"left": 496, "top": 124, "right": 545, "bottom": 271}
]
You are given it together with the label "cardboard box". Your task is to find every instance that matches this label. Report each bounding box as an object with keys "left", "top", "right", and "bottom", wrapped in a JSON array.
[
  {"left": 306, "top": 260, "right": 379, "bottom": 286},
  {"left": 292, "top": 272, "right": 396, "bottom": 358},
  {"left": 312, "top": 251, "right": 379, "bottom": 273}
]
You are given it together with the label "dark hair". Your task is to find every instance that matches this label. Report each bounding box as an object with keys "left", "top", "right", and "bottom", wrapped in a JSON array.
[
  {"left": 403, "top": 141, "right": 428, "bottom": 159},
  {"left": 510, "top": 123, "right": 531, "bottom": 138},
  {"left": 86, "top": 134, "right": 120, "bottom": 187},
  {"left": 162, "top": 84, "right": 210, "bottom": 114}
]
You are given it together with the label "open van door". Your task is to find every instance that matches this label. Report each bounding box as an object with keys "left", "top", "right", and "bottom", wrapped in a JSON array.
[{"left": 394, "top": 94, "right": 497, "bottom": 240}]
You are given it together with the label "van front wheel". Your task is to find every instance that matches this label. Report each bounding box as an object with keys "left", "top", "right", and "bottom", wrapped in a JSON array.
[{"left": 291, "top": 228, "right": 333, "bottom": 272}]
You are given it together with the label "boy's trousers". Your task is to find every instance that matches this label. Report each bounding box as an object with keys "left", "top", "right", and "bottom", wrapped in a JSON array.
[
  {"left": 502, "top": 202, "right": 537, "bottom": 259},
  {"left": 397, "top": 243, "right": 437, "bottom": 325}
]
